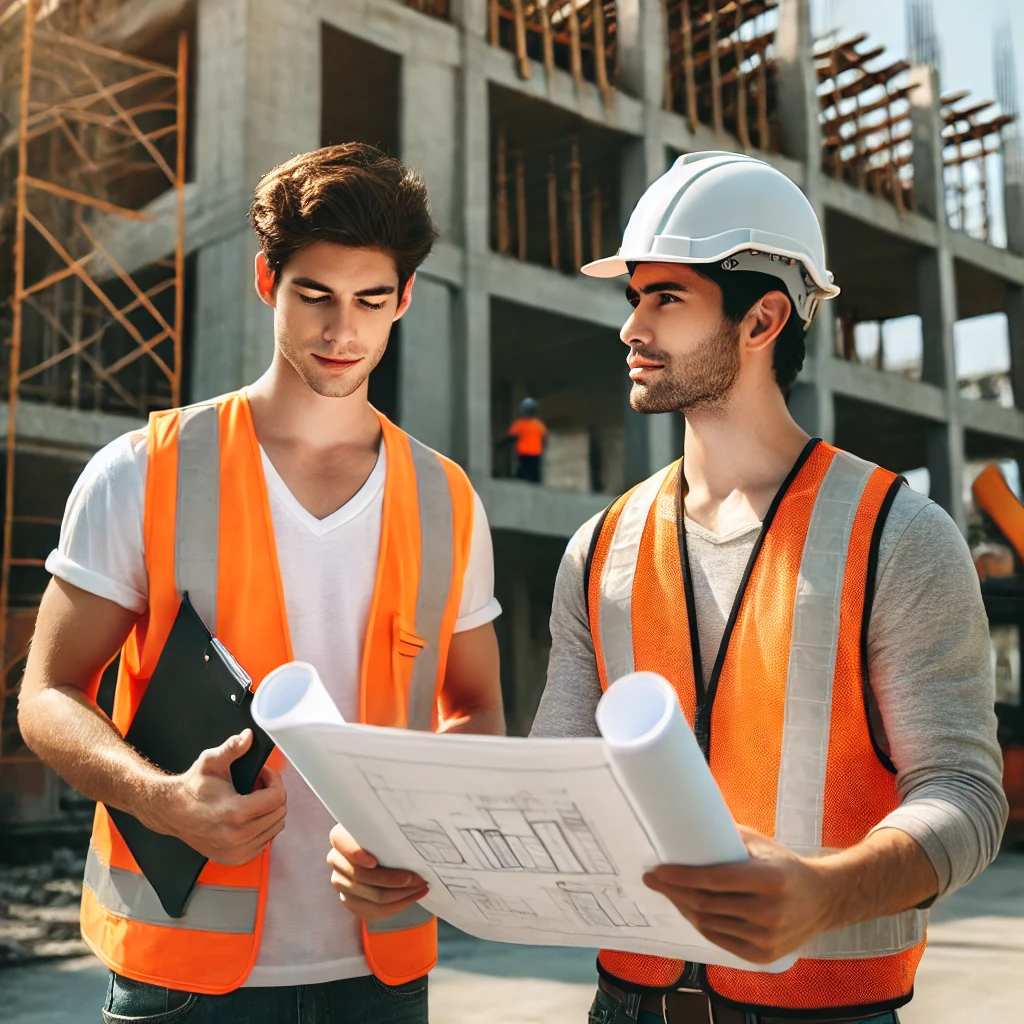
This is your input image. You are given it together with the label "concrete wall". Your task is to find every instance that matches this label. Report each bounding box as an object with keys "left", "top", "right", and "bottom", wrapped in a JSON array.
[{"left": 9, "top": 0, "right": 1024, "bottom": 821}]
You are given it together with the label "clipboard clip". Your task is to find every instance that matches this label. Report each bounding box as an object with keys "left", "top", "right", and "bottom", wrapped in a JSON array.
[{"left": 204, "top": 637, "right": 253, "bottom": 707}]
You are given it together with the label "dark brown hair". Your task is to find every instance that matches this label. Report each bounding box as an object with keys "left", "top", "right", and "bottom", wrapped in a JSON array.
[{"left": 248, "top": 143, "right": 438, "bottom": 292}]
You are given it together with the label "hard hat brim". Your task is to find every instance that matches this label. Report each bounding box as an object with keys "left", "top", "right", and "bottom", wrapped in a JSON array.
[
  {"left": 580, "top": 255, "right": 631, "bottom": 278},
  {"left": 581, "top": 247, "right": 840, "bottom": 301}
]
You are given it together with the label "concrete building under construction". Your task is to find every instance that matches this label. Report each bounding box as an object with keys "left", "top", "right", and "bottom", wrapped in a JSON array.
[{"left": 1, "top": 0, "right": 1023, "bottom": 824}]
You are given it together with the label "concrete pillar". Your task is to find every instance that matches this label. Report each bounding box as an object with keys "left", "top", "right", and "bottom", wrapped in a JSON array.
[
  {"left": 618, "top": 2, "right": 673, "bottom": 485},
  {"left": 398, "top": 47, "right": 459, "bottom": 455},
  {"left": 194, "top": 231, "right": 271, "bottom": 395},
  {"left": 617, "top": 0, "right": 666, "bottom": 105},
  {"left": 1005, "top": 181, "right": 1024, "bottom": 256},
  {"left": 927, "top": 420, "right": 966, "bottom": 530},
  {"left": 774, "top": 0, "right": 834, "bottom": 442},
  {"left": 773, "top": 0, "right": 819, "bottom": 165},
  {"left": 449, "top": 8, "right": 491, "bottom": 477},
  {"left": 401, "top": 57, "right": 459, "bottom": 242},
  {"left": 507, "top": 567, "right": 533, "bottom": 736},
  {"left": 908, "top": 65, "right": 945, "bottom": 222},
  {"left": 917, "top": 247, "right": 958, "bottom": 391},
  {"left": 910, "top": 64, "right": 966, "bottom": 532},
  {"left": 190, "top": 0, "right": 321, "bottom": 399},
  {"left": 1007, "top": 284, "right": 1024, "bottom": 411},
  {"left": 398, "top": 277, "right": 453, "bottom": 454},
  {"left": 788, "top": 376, "right": 833, "bottom": 440}
]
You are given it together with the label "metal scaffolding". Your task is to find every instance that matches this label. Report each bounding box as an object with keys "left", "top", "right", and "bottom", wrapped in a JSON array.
[{"left": 0, "top": 0, "right": 187, "bottom": 764}]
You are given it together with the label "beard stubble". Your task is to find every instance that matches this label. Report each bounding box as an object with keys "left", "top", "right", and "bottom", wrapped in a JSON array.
[{"left": 629, "top": 319, "right": 741, "bottom": 415}]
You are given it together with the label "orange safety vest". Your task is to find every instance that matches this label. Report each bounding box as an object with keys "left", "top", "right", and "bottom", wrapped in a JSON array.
[
  {"left": 508, "top": 417, "right": 547, "bottom": 457},
  {"left": 80, "top": 390, "right": 474, "bottom": 994},
  {"left": 587, "top": 441, "right": 927, "bottom": 1017}
]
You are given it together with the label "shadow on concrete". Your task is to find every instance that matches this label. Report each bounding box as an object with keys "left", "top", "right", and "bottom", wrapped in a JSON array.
[{"left": 437, "top": 922, "right": 597, "bottom": 983}]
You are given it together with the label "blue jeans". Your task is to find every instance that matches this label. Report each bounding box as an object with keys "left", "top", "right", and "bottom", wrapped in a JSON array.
[
  {"left": 101, "top": 971, "right": 428, "bottom": 1024},
  {"left": 587, "top": 985, "right": 901, "bottom": 1024}
]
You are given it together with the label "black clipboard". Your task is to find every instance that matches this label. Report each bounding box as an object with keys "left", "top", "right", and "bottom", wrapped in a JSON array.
[{"left": 106, "top": 594, "right": 275, "bottom": 918}]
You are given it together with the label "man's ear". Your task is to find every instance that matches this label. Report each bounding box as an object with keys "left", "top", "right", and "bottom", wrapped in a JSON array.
[
  {"left": 744, "top": 290, "right": 791, "bottom": 352},
  {"left": 255, "top": 252, "right": 277, "bottom": 308},
  {"left": 393, "top": 272, "right": 416, "bottom": 322}
]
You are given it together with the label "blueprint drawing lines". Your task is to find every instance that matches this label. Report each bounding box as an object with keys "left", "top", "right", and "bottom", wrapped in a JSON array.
[
  {"left": 361, "top": 777, "right": 617, "bottom": 876},
  {"left": 552, "top": 882, "right": 649, "bottom": 929}
]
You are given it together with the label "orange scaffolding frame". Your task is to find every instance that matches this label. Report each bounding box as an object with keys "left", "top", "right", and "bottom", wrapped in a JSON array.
[{"left": 0, "top": 0, "right": 187, "bottom": 765}]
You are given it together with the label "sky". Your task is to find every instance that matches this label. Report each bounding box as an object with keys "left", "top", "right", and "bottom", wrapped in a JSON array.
[{"left": 812, "top": 0, "right": 1023, "bottom": 379}]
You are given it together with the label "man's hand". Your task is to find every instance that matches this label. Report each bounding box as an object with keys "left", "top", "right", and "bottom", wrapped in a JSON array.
[
  {"left": 151, "top": 729, "right": 287, "bottom": 866},
  {"left": 643, "top": 825, "right": 938, "bottom": 965},
  {"left": 643, "top": 826, "right": 833, "bottom": 964},
  {"left": 327, "top": 824, "right": 429, "bottom": 922}
]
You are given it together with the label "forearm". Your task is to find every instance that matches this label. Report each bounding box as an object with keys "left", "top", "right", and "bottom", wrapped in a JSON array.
[
  {"left": 19, "top": 682, "right": 170, "bottom": 829},
  {"left": 437, "top": 702, "right": 505, "bottom": 736},
  {"left": 812, "top": 827, "right": 938, "bottom": 931}
]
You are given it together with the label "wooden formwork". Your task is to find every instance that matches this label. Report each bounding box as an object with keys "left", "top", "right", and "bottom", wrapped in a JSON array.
[
  {"left": 941, "top": 91, "right": 1015, "bottom": 243},
  {"left": 489, "top": 0, "right": 619, "bottom": 103},
  {"left": 0, "top": 0, "right": 187, "bottom": 765},
  {"left": 396, "top": 0, "right": 451, "bottom": 18},
  {"left": 491, "top": 121, "right": 614, "bottom": 274},
  {"left": 664, "top": 0, "right": 779, "bottom": 153},
  {"left": 815, "top": 28, "right": 1016, "bottom": 236},
  {"left": 816, "top": 33, "right": 916, "bottom": 212}
]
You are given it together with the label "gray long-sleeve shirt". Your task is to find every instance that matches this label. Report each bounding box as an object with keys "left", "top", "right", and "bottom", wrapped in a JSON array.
[{"left": 531, "top": 484, "right": 1008, "bottom": 900}]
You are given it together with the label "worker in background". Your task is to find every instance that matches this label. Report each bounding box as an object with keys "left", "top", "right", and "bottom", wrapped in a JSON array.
[
  {"left": 507, "top": 396, "right": 548, "bottom": 483},
  {"left": 18, "top": 143, "right": 505, "bottom": 1023},
  {"left": 531, "top": 152, "right": 1006, "bottom": 1024}
]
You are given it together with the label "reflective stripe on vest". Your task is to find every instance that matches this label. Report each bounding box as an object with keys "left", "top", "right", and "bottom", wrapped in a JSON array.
[
  {"left": 84, "top": 845, "right": 258, "bottom": 934},
  {"left": 366, "top": 902, "right": 436, "bottom": 934},
  {"left": 88, "top": 405, "right": 450, "bottom": 939},
  {"left": 406, "top": 436, "right": 455, "bottom": 732},
  {"left": 775, "top": 452, "right": 924, "bottom": 958},
  {"left": 595, "top": 450, "right": 922, "bottom": 960},
  {"left": 597, "top": 465, "right": 673, "bottom": 683},
  {"left": 175, "top": 403, "right": 220, "bottom": 632}
]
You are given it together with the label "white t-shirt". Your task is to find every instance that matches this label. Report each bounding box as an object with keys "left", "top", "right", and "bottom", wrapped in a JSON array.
[{"left": 46, "top": 429, "right": 501, "bottom": 988}]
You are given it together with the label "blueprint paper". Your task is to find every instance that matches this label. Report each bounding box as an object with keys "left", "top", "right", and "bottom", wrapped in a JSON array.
[
  {"left": 596, "top": 672, "right": 748, "bottom": 865},
  {"left": 252, "top": 664, "right": 795, "bottom": 971}
]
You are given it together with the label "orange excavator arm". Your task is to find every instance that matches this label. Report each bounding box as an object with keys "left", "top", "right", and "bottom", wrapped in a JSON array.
[{"left": 972, "top": 464, "right": 1024, "bottom": 564}]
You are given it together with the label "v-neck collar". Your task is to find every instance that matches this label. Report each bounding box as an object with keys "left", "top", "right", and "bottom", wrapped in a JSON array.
[
  {"left": 260, "top": 442, "right": 387, "bottom": 538},
  {"left": 677, "top": 438, "right": 821, "bottom": 758}
]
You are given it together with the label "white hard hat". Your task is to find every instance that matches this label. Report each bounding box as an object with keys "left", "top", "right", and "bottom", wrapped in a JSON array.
[{"left": 582, "top": 151, "right": 839, "bottom": 325}]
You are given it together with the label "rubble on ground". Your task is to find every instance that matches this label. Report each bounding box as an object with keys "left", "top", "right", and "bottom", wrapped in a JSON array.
[{"left": 0, "top": 846, "right": 87, "bottom": 966}]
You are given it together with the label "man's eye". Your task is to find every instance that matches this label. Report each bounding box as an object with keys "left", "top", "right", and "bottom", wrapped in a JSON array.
[
  {"left": 359, "top": 299, "right": 387, "bottom": 311},
  {"left": 299, "top": 294, "right": 330, "bottom": 305},
  {"left": 659, "top": 292, "right": 680, "bottom": 305}
]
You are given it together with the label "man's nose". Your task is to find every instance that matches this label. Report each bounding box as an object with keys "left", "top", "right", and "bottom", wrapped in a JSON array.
[
  {"left": 323, "top": 304, "right": 356, "bottom": 346},
  {"left": 621, "top": 310, "right": 654, "bottom": 348}
]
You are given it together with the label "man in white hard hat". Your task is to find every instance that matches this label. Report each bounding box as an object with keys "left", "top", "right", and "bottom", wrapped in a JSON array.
[{"left": 531, "top": 152, "right": 1006, "bottom": 1023}]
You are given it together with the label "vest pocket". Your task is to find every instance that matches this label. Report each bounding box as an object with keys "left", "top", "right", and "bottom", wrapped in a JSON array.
[
  {"left": 392, "top": 616, "right": 427, "bottom": 709},
  {"left": 393, "top": 616, "right": 427, "bottom": 659}
]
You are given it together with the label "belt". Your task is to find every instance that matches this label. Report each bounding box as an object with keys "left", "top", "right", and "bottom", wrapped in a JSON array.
[
  {"left": 596, "top": 978, "right": 892, "bottom": 1024},
  {"left": 597, "top": 977, "right": 742, "bottom": 1024}
]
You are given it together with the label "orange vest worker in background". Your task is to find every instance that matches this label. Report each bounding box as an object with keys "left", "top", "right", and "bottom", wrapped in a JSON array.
[
  {"left": 507, "top": 397, "right": 548, "bottom": 484},
  {"left": 18, "top": 144, "right": 506, "bottom": 1023}
]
